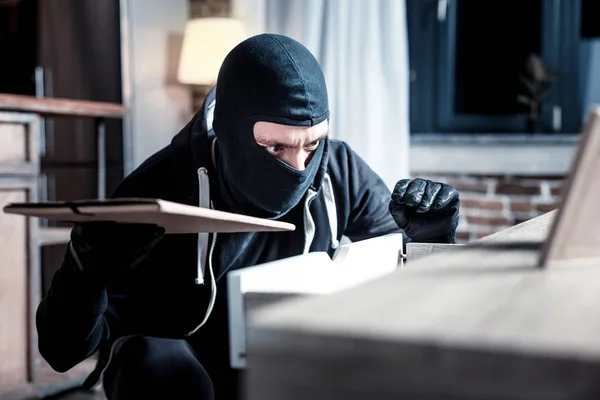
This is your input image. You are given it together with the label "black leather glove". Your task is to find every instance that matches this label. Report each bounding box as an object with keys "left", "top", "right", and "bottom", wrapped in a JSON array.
[
  {"left": 389, "top": 178, "right": 460, "bottom": 243},
  {"left": 68, "top": 221, "right": 166, "bottom": 283}
]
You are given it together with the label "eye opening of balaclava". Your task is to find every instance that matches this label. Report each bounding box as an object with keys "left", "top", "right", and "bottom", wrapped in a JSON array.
[{"left": 212, "top": 33, "right": 330, "bottom": 219}]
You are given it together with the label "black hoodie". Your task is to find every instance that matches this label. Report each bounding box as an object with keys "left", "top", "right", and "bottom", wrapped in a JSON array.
[{"left": 35, "top": 35, "right": 406, "bottom": 398}]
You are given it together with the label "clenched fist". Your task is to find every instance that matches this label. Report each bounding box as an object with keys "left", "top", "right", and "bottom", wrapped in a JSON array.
[{"left": 389, "top": 178, "right": 460, "bottom": 243}]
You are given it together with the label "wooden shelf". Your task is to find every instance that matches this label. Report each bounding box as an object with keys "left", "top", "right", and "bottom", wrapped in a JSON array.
[
  {"left": 0, "top": 94, "right": 127, "bottom": 119},
  {"left": 38, "top": 227, "right": 72, "bottom": 246},
  {"left": 0, "top": 164, "right": 38, "bottom": 176},
  {"left": 0, "top": 98, "right": 114, "bottom": 399}
]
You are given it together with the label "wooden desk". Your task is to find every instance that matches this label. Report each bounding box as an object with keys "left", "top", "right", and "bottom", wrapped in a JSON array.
[
  {"left": 243, "top": 212, "right": 565, "bottom": 400},
  {"left": 242, "top": 212, "right": 571, "bottom": 400},
  {"left": 0, "top": 95, "right": 126, "bottom": 399}
]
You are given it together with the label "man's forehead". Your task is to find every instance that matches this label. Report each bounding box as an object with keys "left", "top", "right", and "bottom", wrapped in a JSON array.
[{"left": 253, "top": 120, "right": 329, "bottom": 140}]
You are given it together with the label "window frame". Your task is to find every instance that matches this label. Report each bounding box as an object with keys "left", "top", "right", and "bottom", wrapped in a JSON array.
[{"left": 407, "top": 0, "right": 582, "bottom": 135}]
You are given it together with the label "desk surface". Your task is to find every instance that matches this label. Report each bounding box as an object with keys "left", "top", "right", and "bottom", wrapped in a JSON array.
[{"left": 246, "top": 244, "right": 600, "bottom": 399}]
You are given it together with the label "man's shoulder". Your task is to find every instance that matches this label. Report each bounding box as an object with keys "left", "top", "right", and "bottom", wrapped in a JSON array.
[
  {"left": 328, "top": 138, "right": 350, "bottom": 153},
  {"left": 326, "top": 139, "right": 366, "bottom": 176},
  {"left": 326, "top": 139, "right": 351, "bottom": 167},
  {"left": 324, "top": 139, "right": 349, "bottom": 182},
  {"left": 327, "top": 139, "right": 367, "bottom": 161},
  {"left": 325, "top": 138, "right": 385, "bottom": 189}
]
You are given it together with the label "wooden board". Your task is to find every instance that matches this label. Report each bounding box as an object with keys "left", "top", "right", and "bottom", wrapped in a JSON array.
[
  {"left": 0, "top": 190, "right": 28, "bottom": 390},
  {"left": 540, "top": 106, "right": 600, "bottom": 265},
  {"left": 477, "top": 210, "right": 556, "bottom": 244},
  {"left": 402, "top": 209, "right": 557, "bottom": 263},
  {"left": 405, "top": 209, "right": 557, "bottom": 263},
  {"left": 3, "top": 198, "right": 295, "bottom": 234},
  {"left": 245, "top": 246, "right": 600, "bottom": 400},
  {"left": 406, "top": 242, "right": 465, "bottom": 261},
  {"left": 0, "top": 94, "right": 127, "bottom": 119}
]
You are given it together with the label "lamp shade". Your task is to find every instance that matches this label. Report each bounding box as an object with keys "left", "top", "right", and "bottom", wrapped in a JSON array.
[{"left": 178, "top": 18, "right": 247, "bottom": 85}]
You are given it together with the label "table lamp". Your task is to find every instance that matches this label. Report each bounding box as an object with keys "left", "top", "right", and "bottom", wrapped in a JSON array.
[{"left": 177, "top": 17, "right": 247, "bottom": 86}]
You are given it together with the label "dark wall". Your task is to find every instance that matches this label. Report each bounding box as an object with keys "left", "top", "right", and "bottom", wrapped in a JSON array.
[
  {"left": 0, "top": 0, "right": 38, "bottom": 95},
  {"left": 38, "top": 0, "right": 124, "bottom": 296},
  {"left": 0, "top": 0, "right": 124, "bottom": 295},
  {"left": 38, "top": 0, "right": 123, "bottom": 200}
]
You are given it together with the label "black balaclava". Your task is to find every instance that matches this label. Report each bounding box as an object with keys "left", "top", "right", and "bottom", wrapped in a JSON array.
[{"left": 212, "top": 33, "right": 330, "bottom": 219}]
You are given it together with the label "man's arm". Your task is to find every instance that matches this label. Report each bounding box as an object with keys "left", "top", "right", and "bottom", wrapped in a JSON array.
[
  {"left": 35, "top": 153, "right": 169, "bottom": 373},
  {"left": 337, "top": 142, "right": 409, "bottom": 243},
  {"left": 36, "top": 220, "right": 164, "bottom": 373},
  {"left": 336, "top": 142, "right": 459, "bottom": 246},
  {"left": 35, "top": 246, "right": 110, "bottom": 372}
]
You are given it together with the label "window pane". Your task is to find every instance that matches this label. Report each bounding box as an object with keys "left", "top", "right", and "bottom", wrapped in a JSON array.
[
  {"left": 0, "top": 0, "right": 38, "bottom": 95},
  {"left": 454, "top": 0, "right": 542, "bottom": 115},
  {"left": 581, "top": 0, "right": 600, "bottom": 38}
]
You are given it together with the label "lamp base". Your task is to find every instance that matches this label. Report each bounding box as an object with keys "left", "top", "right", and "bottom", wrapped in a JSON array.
[{"left": 191, "top": 84, "right": 215, "bottom": 112}]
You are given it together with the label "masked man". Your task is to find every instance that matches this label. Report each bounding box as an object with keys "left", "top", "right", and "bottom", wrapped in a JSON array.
[{"left": 36, "top": 34, "right": 460, "bottom": 400}]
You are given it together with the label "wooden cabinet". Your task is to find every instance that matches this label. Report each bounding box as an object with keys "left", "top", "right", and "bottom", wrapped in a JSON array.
[
  {"left": 0, "top": 113, "right": 41, "bottom": 397},
  {"left": 0, "top": 97, "right": 126, "bottom": 399},
  {"left": 0, "top": 124, "right": 27, "bottom": 164},
  {"left": 0, "top": 189, "right": 29, "bottom": 389},
  {"left": 0, "top": 114, "right": 38, "bottom": 175}
]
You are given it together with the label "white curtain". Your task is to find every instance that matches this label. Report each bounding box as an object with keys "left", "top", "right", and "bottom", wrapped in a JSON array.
[{"left": 232, "top": 0, "right": 410, "bottom": 190}]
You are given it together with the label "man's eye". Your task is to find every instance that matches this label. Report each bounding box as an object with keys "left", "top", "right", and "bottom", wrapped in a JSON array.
[
  {"left": 305, "top": 140, "right": 321, "bottom": 150},
  {"left": 266, "top": 144, "right": 285, "bottom": 153}
]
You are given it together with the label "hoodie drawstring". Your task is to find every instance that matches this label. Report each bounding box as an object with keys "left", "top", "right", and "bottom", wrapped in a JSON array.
[
  {"left": 302, "top": 173, "right": 339, "bottom": 253},
  {"left": 322, "top": 173, "right": 339, "bottom": 250},
  {"left": 186, "top": 168, "right": 217, "bottom": 336},
  {"left": 196, "top": 168, "right": 211, "bottom": 284}
]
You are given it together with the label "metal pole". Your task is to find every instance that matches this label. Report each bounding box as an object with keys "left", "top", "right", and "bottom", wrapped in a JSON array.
[{"left": 96, "top": 118, "right": 107, "bottom": 199}]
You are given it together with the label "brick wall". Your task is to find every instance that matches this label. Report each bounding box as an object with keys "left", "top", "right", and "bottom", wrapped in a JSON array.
[{"left": 413, "top": 174, "right": 564, "bottom": 243}]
